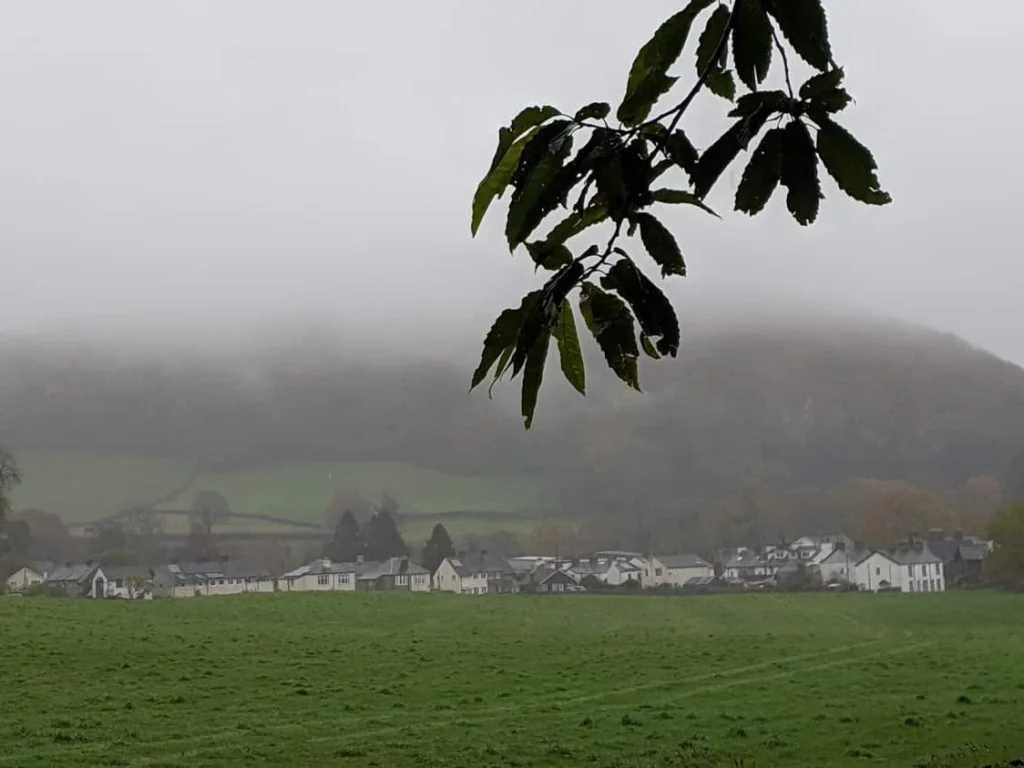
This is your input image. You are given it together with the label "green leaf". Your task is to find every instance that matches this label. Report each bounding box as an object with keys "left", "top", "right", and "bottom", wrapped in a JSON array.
[
  {"left": 634, "top": 212, "right": 686, "bottom": 277},
  {"left": 543, "top": 203, "right": 611, "bottom": 248},
  {"left": 814, "top": 117, "right": 892, "bottom": 206},
  {"left": 594, "top": 148, "right": 629, "bottom": 222},
  {"left": 696, "top": 5, "right": 732, "bottom": 75},
  {"left": 618, "top": 73, "right": 679, "bottom": 128},
  {"left": 764, "top": 0, "right": 832, "bottom": 71},
  {"left": 471, "top": 127, "right": 538, "bottom": 236},
  {"left": 508, "top": 262, "right": 583, "bottom": 380},
  {"left": 618, "top": 0, "right": 715, "bottom": 125},
  {"left": 520, "top": 330, "right": 550, "bottom": 429},
  {"left": 691, "top": 108, "right": 774, "bottom": 199},
  {"left": 705, "top": 69, "right": 737, "bottom": 101},
  {"left": 484, "top": 106, "right": 561, "bottom": 177},
  {"left": 780, "top": 119, "right": 821, "bottom": 225},
  {"left": 525, "top": 242, "right": 573, "bottom": 271},
  {"left": 735, "top": 127, "right": 784, "bottom": 215},
  {"left": 579, "top": 283, "right": 641, "bottom": 390},
  {"left": 666, "top": 130, "right": 699, "bottom": 174},
  {"left": 552, "top": 301, "right": 586, "bottom": 395},
  {"left": 732, "top": 0, "right": 772, "bottom": 91},
  {"left": 574, "top": 102, "right": 611, "bottom": 122},
  {"left": 602, "top": 260, "right": 681, "bottom": 357},
  {"left": 799, "top": 67, "right": 844, "bottom": 100},
  {"left": 505, "top": 121, "right": 575, "bottom": 248},
  {"left": 471, "top": 292, "right": 541, "bottom": 390},
  {"left": 620, "top": 139, "right": 654, "bottom": 209},
  {"left": 651, "top": 188, "right": 720, "bottom": 217},
  {"left": 640, "top": 334, "right": 661, "bottom": 359}
]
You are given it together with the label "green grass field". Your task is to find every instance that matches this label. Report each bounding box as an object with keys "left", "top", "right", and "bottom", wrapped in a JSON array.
[
  {"left": 11, "top": 451, "right": 544, "bottom": 523},
  {"left": 1, "top": 592, "right": 1022, "bottom": 767}
]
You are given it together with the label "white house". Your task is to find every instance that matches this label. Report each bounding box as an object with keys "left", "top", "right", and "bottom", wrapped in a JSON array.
[
  {"left": 890, "top": 543, "right": 945, "bottom": 593},
  {"left": 854, "top": 550, "right": 903, "bottom": 591},
  {"left": 152, "top": 561, "right": 275, "bottom": 598},
  {"left": 434, "top": 552, "right": 517, "bottom": 595},
  {"left": 354, "top": 557, "right": 432, "bottom": 592},
  {"left": 279, "top": 558, "right": 357, "bottom": 593},
  {"left": 101, "top": 566, "right": 154, "bottom": 599},
  {"left": 4, "top": 561, "right": 52, "bottom": 592},
  {"left": 604, "top": 559, "right": 644, "bottom": 586},
  {"left": 819, "top": 546, "right": 866, "bottom": 585},
  {"left": 649, "top": 554, "right": 714, "bottom": 587}
]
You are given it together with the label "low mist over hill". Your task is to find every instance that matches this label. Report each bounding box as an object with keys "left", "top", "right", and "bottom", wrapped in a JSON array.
[{"left": 2, "top": 309, "right": 1022, "bottom": 547}]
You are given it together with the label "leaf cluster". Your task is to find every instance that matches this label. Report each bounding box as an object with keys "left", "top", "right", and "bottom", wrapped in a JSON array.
[{"left": 470, "top": 0, "right": 890, "bottom": 427}]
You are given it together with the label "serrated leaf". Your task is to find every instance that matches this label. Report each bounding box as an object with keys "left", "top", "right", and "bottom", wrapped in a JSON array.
[
  {"left": 508, "top": 262, "right": 584, "bottom": 379},
  {"left": 640, "top": 334, "right": 661, "bottom": 359},
  {"left": 553, "top": 301, "right": 586, "bottom": 395},
  {"left": 651, "top": 188, "right": 720, "bottom": 217},
  {"left": 764, "top": 0, "right": 832, "bottom": 71},
  {"left": 520, "top": 330, "right": 550, "bottom": 429},
  {"left": 815, "top": 117, "right": 891, "bottom": 206},
  {"left": 574, "top": 102, "right": 611, "bottom": 122},
  {"left": 735, "top": 127, "right": 784, "bottom": 215},
  {"left": 484, "top": 106, "right": 560, "bottom": 178},
  {"left": 780, "top": 119, "right": 821, "bottom": 225},
  {"left": 471, "top": 127, "right": 538, "bottom": 236},
  {"left": 471, "top": 292, "right": 541, "bottom": 390},
  {"left": 621, "top": 139, "right": 654, "bottom": 209},
  {"left": 696, "top": 5, "right": 732, "bottom": 75},
  {"left": 618, "top": 0, "right": 715, "bottom": 125},
  {"left": 544, "top": 203, "right": 611, "bottom": 248},
  {"left": 618, "top": 73, "right": 679, "bottom": 128},
  {"left": 580, "top": 283, "right": 641, "bottom": 390},
  {"left": 732, "top": 0, "right": 772, "bottom": 91},
  {"left": 692, "top": 108, "right": 773, "bottom": 199},
  {"left": 602, "top": 260, "right": 681, "bottom": 357},
  {"left": 728, "top": 90, "right": 790, "bottom": 118},
  {"left": 666, "top": 130, "right": 699, "bottom": 174},
  {"left": 505, "top": 121, "right": 575, "bottom": 248},
  {"left": 812, "top": 88, "right": 852, "bottom": 114},
  {"left": 594, "top": 148, "right": 629, "bottom": 222},
  {"left": 705, "top": 69, "right": 737, "bottom": 101},
  {"left": 525, "top": 242, "right": 574, "bottom": 271},
  {"left": 634, "top": 212, "right": 686, "bottom": 277},
  {"left": 799, "top": 67, "right": 844, "bottom": 100}
]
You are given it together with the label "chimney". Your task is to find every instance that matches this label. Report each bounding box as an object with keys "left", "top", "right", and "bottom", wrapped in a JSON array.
[
  {"left": 480, "top": 549, "right": 489, "bottom": 558},
  {"left": 928, "top": 528, "right": 944, "bottom": 543},
  {"left": 356, "top": 555, "right": 364, "bottom": 564}
]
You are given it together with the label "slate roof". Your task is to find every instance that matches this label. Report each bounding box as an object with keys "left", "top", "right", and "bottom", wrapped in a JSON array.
[
  {"left": 165, "top": 561, "right": 272, "bottom": 583},
  {"left": 956, "top": 543, "right": 989, "bottom": 562},
  {"left": 355, "top": 557, "right": 429, "bottom": 580},
  {"left": 448, "top": 553, "right": 514, "bottom": 577},
  {"left": 684, "top": 576, "right": 716, "bottom": 587},
  {"left": 888, "top": 544, "right": 942, "bottom": 565},
  {"left": 658, "top": 554, "right": 711, "bottom": 569},
  {"left": 45, "top": 563, "right": 100, "bottom": 584},
  {"left": 821, "top": 547, "right": 871, "bottom": 565},
  {"left": 532, "top": 565, "right": 579, "bottom": 585},
  {"left": 103, "top": 566, "right": 153, "bottom": 582},
  {"left": 281, "top": 559, "right": 356, "bottom": 579}
]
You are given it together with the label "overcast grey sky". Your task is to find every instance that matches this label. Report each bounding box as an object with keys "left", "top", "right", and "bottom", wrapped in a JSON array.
[{"left": 0, "top": 2, "right": 1020, "bottom": 362}]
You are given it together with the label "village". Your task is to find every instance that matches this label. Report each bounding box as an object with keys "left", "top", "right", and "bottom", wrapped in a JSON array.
[{"left": 3, "top": 529, "right": 991, "bottom": 600}]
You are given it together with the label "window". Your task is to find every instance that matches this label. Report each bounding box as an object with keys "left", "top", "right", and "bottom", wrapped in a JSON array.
[
  {"left": 875, "top": 567, "right": 880, "bottom": 576},
  {"left": 397, "top": 575, "right": 409, "bottom": 586},
  {"left": 930, "top": 579, "right": 936, "bottom": 592},
  {"left": 908, "top": 564, "right": 915, "bottom": 578},
  {"left": 909, "top": 582, "right": 914, "bottom": 592},
  {"left": 655, "top": 568, "right": 663, "bottom": 577},
  {"left": 115, "top": 579, "right": 124, "bottom": 588},
  {"left": 317, "top": 575, "right": 329, "bottom": 585},
  {"left": 218, "top": 579, "right": 226, "bottom": 585}
]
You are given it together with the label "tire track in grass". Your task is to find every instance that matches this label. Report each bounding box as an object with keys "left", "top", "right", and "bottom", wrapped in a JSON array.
[
  {"left": 130, "top": 640, "right": 931, "bottom": 766},
  {"left": 0, "top": 638, "right": 890, "bottom": 766}
]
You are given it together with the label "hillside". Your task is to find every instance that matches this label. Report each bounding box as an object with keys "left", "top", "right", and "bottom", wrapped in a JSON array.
[{"left": 2, "top": 312, "right": 1022, "bottom": 543}]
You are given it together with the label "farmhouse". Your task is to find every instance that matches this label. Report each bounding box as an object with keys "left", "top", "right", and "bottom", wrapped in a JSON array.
[
  {"left": 4, "top": 561, "right": 54, "bottom": 593},
  {"left": 102, "top": 566, "right": 154, "bottom": 599},
  {"left": 152, "top": 561, "right": 274, "bottom": 598},
  {"left": 434, "top": 552, "right": 517, "bottom": 594},
  {"left": 853, "top": 550, "right": 903, "bottom": 591},
  {"left": 819, "top": 545, "right": 868, "bottom": 585},
  {"left": 649, "top": 554, "right": 714, "bottom": 587}
]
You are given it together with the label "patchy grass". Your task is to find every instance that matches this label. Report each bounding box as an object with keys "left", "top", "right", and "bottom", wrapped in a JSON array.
[
  {"left": 10, "top": 451, "right": 544, "bottom": 523},
  {"left": 0, "top": 592, "right": 1022, "bottom": 767}
]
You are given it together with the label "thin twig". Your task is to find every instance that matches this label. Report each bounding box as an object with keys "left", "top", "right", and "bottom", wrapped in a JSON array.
[
  {"left": 580, "top": 218, "right": 625, "bottom": 283},
  {"left": 770, "top": 26, "right": 794, "bottom": 98}
]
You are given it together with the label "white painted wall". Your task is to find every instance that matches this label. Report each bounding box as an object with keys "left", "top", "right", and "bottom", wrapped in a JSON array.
[
  {"left": 279, "top": 572, "right": 356, "bottom": 593},
  {"left": 5, "top": 567, "right": 44, "bottom": 592},
  {"left": 855, "top": 552, "right": 902, "bottom": 591},
  {"left": 903, "top": 561, "right": 945, "bottom": 593}
]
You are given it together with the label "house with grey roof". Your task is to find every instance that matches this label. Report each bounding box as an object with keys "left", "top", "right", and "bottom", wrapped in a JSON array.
[
  {"left": 152, "top": 560, "right": 274, "bottom": 598},
  {"left": 4, "top": 561, "right": 55, "bottom": 593},
  {"left": 434, "top": 551, "right": 518, "bottom": 595},
  {"left": 889, "top": 541, "right": 945, "bottom": 592},
  {"left": 354, "top": 557, "right": 430, "bottom": 592},
  {"left": 925, "top": 530, "right": 990, "bottom": 586},
  {"left": 279, "top": 558, "right": 356, "bottom": 593},
  {"left": 43, "top": 563, "right": 106, "bottom": 598},
  {"left": 530, "top": 565, "right": 580, "bottom": 593},
  {"left": 102, "top": 565, "right": 155, "bottom": 599},
  {"left": 649, "top": 554, "right": 714, "bottom": 587}
]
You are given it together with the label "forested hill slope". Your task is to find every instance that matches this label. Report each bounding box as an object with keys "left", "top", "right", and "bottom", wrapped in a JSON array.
[{"left": 1, "top": 313, "right": 1022, "bottom": 515}]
